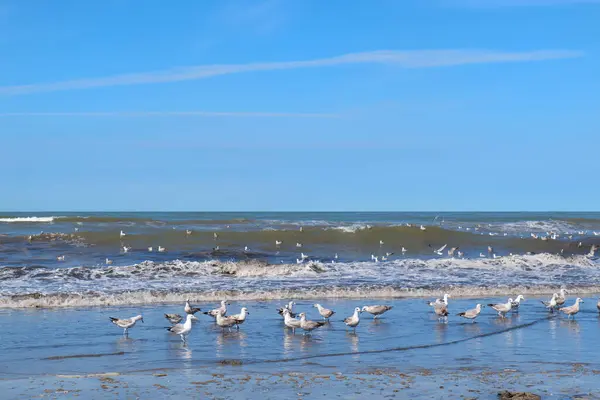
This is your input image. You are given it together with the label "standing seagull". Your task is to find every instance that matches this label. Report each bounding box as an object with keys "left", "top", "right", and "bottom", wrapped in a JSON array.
[
  {"left": 559, "top": 298, "right": 584, "bottom": 319},
  {"left": 167, "top": 314, "right": 197, "bottom": 342},
  {"left": 542, "top": 293, "right": 559, "bottom": 312},
  {"left": 203, "top": 300, "right": 228, "bottom": 318},
  {"left": 184, "top": 299, "right": 201, "bottom": 315},
  {"left": 277, "top": 301, "right": 296, "bottom": 317},
  {"left": 164, "top": 314, "right": 183, "bottom": 324},
  {"left": 283, "top": 308, "right": 302, "bottom": 334},
  {"left": 109, "top": 315, "right": 143, "bottom": 337},
  {"left": 361, "top": 305, "right": 393, "bottom": 319},
  {"left": 120, "top": 230, "right": 126, "bottom": 238},
  {"left": 215, "top": 310, "right": 237, "bottom": 332},
  {"left": 432, "top": 302, "right": 449, "bottom": 323},
  {"left": 428, "top": 294, "right": 450, "bottom": 307},
  {"left": 229, "top": 307, "right": 249, "bottom": 330},
  {"left": 343, "top": 307, "right": 362, "bottom": 332},
  {"left": 457, "top": 304, "right": 484, "bottom": 323},
  {"left": 488, "top": 299, "right": 512, "bottom": 318},
  {"left": 511, "top": 295, "right": 525, "bottom": 312},
  {"left": 298, "top": 312, "right": 326, "bottom": 335},
  {"left": 555, "top": 289, "right": 568, "bottom": 308},
  {"left": 314, "top": 304, "right": 335, "bottom": 321}
]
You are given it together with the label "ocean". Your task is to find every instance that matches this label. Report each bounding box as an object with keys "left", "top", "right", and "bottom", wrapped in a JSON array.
[{"left": 1, "top": 211, "right": 599, "bottom": 308}]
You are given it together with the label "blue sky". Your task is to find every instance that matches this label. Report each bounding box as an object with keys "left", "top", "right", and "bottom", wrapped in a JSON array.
[{"left": 1, "top": 0, "right": 598, "bottom": 211}]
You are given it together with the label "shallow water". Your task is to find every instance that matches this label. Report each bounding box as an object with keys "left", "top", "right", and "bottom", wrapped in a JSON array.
[{"left": 2, "top": 297, "right": 600, "bottom": 398}]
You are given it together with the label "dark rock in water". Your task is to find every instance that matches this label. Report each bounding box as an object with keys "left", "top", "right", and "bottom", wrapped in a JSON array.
[{"left": 498, "top": 391, "right": 541, "bottom": 400}]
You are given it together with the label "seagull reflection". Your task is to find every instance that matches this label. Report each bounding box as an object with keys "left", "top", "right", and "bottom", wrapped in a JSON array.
[
  {"left": 283, "top": 329, "right": 295, "bottom": 356},
  {"left": 346, "top": 331, "right": 359, "bottom": 354},
  {"left": 215, "top": 331, "right": 247, "bottom": 358},
  {"left": 434, "top": 321, "right": 448, "bottom": 342}
]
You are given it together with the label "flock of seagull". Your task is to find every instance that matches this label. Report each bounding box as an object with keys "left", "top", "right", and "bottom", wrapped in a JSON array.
[
  {"left": 109, "top": 290, "right": 600, "bottom": 343},
  {"left": 109, "top": 299, "right": 394, "bottom": 342}
]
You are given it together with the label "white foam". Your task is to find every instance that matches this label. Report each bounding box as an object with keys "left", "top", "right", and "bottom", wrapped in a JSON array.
[
  {"left": 0, "top": 216, "right": 57, "bottom": 223},
  {"left": 327, "top": 224, "right": 372, "bottom": 233}
]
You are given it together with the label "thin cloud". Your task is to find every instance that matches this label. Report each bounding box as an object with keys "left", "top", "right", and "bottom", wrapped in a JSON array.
[
  {"left": 0, "top": 49, "right": 583, "bottom": 96},
  {"left": 0, "top": 111, "right": 339, "bottom": 118}
]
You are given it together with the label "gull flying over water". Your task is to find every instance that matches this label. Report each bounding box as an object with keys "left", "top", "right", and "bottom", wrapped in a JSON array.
[
  {"left": 110, "top": 315, "right": 143, "bottom": 336},
  {"left": 448, "top": 247, "right": 459, "bottom": 257},
  {"left": 184, "top": 299, "right": 201, "bottom": 315},
  {"left": 457, "top": 304, "right": 484, "bottom": 323},
  {"left": 488, "top": 299, "right": 512, "bottom": 318},
  {"left": 343, "top": 307, "right": 362, "bottom": 332},
  {"left": 298, "top": 312, "right": 326, "bottom": 335},
  {"left": 429, "top": 244, "right": 448, "bottom": 256},
  {"left": 559, "top": 298, "right": 584, "bottom": 319},
  {"left": 165, "top": 313, "right": 183, "bottom": 324},
  {"left": 314, "top": 304, "right": 335, "bottom": 321},
  {"left": 167, "top": 314, "right": 197, "bottom": 342},
  {"left": 361, "top": 305, "right": 393, "bottom": 319}
]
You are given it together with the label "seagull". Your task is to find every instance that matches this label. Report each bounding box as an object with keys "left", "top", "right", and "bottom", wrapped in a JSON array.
[
  {"left": 429, "top": 244, "right": 447, "bottom": 256},
  {"left": 214, "top": 233, "right": 219, "bottom": 240},
  {"left": 74, "top": 227, "right": 79, "bottom": 232},
  {"left": 343, "top": 307, "right": 362, "bottom": 332},
  {"left": 56, "top": 255, "right": 65, "bottom": 261},
  {"left": 401, "top": 247, "right": 407, "bottom": 254},
  {"left": 167, "top": 314, "right": 197, "bottom": 342},
  {"left": 448, "top": 247, "right": 459, "bottom": 257},
  {"left": 492, "top": 253, "right": 501, "bottom": 259},
  {"left": 277, "top": 301, "right": 296, "bottom": 317},
  {"left": 184, "top": 299, "right": 201, "bottom": 315},
  {"left": 301, "top": 252, "right": 308, "bottom": 260},
  {"left": 428, "top": 293, "right": 450, "bottom": 307},
  {"left": 559, "top": 298, "right": 584, "bottom": 319},
  {"left": 203, "top": 300, "right": 228, "bottom": 318},
  {"left": 298, "top": 312, "right": 326, "bottom": 335},
  {"left": 164, "top": 313, "right": 183, "bottom": 324},
  {"left": 555, "top": 289, "right": 568, "bottom": 308},
  {"left": 314, "top": 304, "right": 335, "bottom": 321},
  {"left": 420, "top": 225, "right": 427, "bottom": 231},
  {"left": 122, "top": 246, "right": 131, "bottom": 253},
  {"left": 381, "top": 256, "right": 388, "bottom": 261},
  {"left": 541, "top": 293, "right": 559, "bottom": 312},
  {"left": 120, "top": 230, "right": 126, "bottom": 238},
  {"left": 511, "top": 295, "right": 525, "bottom": 312},
  {"left": 186, "top": 229, "right": 192, "bottom": 236},
  {"left": 371, "top": 255, "right": 379, "bottom": 262},
  {"left": 457, "top": 251, "right": 464, "bottom": 258},
  {"left": 457, "top": 304, "right": 484, "bottom": 323},
  {"left": 275, "top": 240, "right": 282, "bottom": 246},
  {"left": 432, "top": 302, "right": 449, "bottom": 323},
  {"left": 299, "top": 226, "right": 303, "bottom": 232},
  {"left": 385, "top": 252, "right": 394, "bottom": 257},
  {"left": 479, "top": 253, "right": 486, "bottom": 258},
  {"left": 296, "top": 243, "right": 302, "bottom": 248},
  {"left": 110, "top": 315, "right": 143, "bottom": 336},
  {"left": 296, "top": 258, "right": 303, "bottom": 264},
  {"left": 379, "top": 240, "right": 384, "bottom": 246},
  {"left": 589, "top": 245, "right": 598, "bottom": 258},
  {"left": 361, "top": 305, "right": 393, "bottom": 319},
  {"left": 216, "top": 310, "right": 237, "bottom": 332},
  {"left": 594, "top": 231, "right": 600, "bottom": 236},
  {"left": 148, "top": 247, "right": 153, "bottom": 252},
  {"left": 105, "top": 258, "right": 113, "bottom": 265},
  {"left": 244, "top": 246, "right": 249, "bottom": 252},
  {"left": 488, "top": 299, "right": 512, "bottom": 318},
  {"left": 213, "top": 246, "right": 220, "bottom": 251},
  {"left": 282, "top": 308, "right": 302, "bottom": 334},
  {"left": 334, "top": 253, "right": 339, "bottom": 259},
  {"left": 158, "top": 246, "right": 166, "bottom": 252},
  {"left": 488, "top": 246, "right": 494, "bottom": 254},
  {"left": 229, "top": 307, "right": 249, "bottom": 330}
]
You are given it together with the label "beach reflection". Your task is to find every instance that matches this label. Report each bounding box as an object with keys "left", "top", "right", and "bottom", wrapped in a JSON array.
[
  {"left": 434, "top": 322, "right": 448, "bottom": 343},
  {"left": 283, "top": 329, "right": 295, "bottom": 356},
  {"left": 215, "top": 331, "right": 247, "bottom": 358}
]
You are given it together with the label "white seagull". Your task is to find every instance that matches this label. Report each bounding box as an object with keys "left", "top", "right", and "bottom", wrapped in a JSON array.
[
  {"left": 541, "top": 293, "right": 559, "bottom": 312},
  {"left": 148, "top": 246, "right": 153, "bottom": 252},
  {"left": 313, "top": 303, "right": 335, "bottom": 321},
  {"left": 488, "top": 299, "right": 512, "bottom": 318},
  {"left": 216, "top": 310, "right": 237, "bottom": 332},
  {"left": 296, "top": 242, "right": 302, "bottom": 248},
  {"left": 511, "top": 295, "right": 525, "bottom": 312},
  {"left": 457, "top": 304, "right": 484, "bottom": 323},
  {"left": 167, "top": 314, "right": 197, "bottom": 342},
  {"left": 120, "top": 230, "right": 126, "bottom": 238},
  {"left": 282, "top": 308, "right": 302, "bottom": 334},
  {"left": 298, "top": 312, "right": 326, "bottom": 335},
  {"left": 158, "top": 246, "right": 166, "bottom": 252},
  {"left": 184, "top": 299, "right": 201, "bottom": 315},
  {"left": 361, "top": 305, "right": 393, "bottom": 319},
  {"left": 343, "top": 307, "right": 362, "bottom": 332},
  {"left": 110, "top": 315, "right": 143, "bottom": 336},
  {"left": 203, "top": 300, "right": 228, "bottom": 318},
  {"left": 229, "top": 307, "right": 249, "bottom": 330}
]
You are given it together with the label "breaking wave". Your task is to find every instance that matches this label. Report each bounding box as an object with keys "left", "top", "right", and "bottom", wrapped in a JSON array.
[{"left": 0, "top": 216, "right": 58, "bottom": 223}]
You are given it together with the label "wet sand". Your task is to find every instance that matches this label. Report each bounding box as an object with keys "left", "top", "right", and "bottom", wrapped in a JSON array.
[{"left": 1, "top": 297, "right": 600, "bottom": 399}]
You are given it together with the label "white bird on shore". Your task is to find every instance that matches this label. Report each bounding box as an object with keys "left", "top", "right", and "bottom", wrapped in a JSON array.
[
  {"left": 361, "top": 305, "right": 393, "bottom": 319},
  {"left": 381, "top": 256, "right": 388, "bottom": 261},
  {"left": 542, "top": 293, "right": 559, "bottom": 312},
  {"left": 589, "top": 245, "right": 598, "bottom": 257},
  {"left": 229, "top": 307, "right": 249, "bottom": 329},
  {"left": 401, "top": 247, "right": 407, "bottom": 254},
  {"left": 56, "top": 255, "right": 65, "bottom": 261},
  {"left": 488, "top": 299, "right": 512, "bottom": 318},
  {"left": 457, "top": 251, "right": 464, "bottom": 258},
  {"left": 511, "top": 295, "right": 525, "bottom": 312},
  {"left": 379, "top": 240, "right": 384, "bottom": 246},
  {"left": 457, "top": 304, "right": 484, "bottom": 323},
  {"left": 334, "top": 253, "right": 338, "bottom": 259},
  {"left": 277, "top": 301, "right": 296, "bottom": 317},
  {"left": 244, "top": 246, "right": 249, "bottom": 252},
  {"left": 343, "top": 307, "right": 362, "bottom": 332},
  {"left": 147, "top": 247, "right": 153, "bottom": 252},
  {"left": 371, "top": 254, "right": 379, "bottom": 262},
  {"left": 215, "top": 310, "right": 237, "bottom": 332},
  {"left": 488, "top": 246, "right": 494, "bottom": 254},
  {"left": 298, "top": 312, "right": 326, "bottom": 335},
  {"left": 105, "top": 258, "right": 113, "bottom": 265},
  {"left": 296, "top": 242, "right": 302, "bottom": 248},
  {"left": 110, "top": 315, "right": 143, "bottom": 336},
  {"left": 158, "top": 246, "right": 166, "bottom": 252},
  {"left": 428, "top": 294, "right": 450, "bottom": 307},
  {"left": 559, "top": 298, "right": 584, "bottom": 319},
  {"left": 594, "top": 231, "right": 600, "bottom": 236},
  {"left": 167, "top": 314, "right": 197, "bottom": 342},
  {"left": 186, "top": 229, "right": 192, "bottom": 236},
  {"left": 555, "top": 289, "right": 568, "bottom": 308},
  {"left": 275, "top": 240, "right": 282, "bottom": 246},
  {"left": 314, "top": 303, "right": 335, "bottom": 321},
  {"left": 203, "top": 300, "right": 228, "bottom": 318},
  {"left": 282, "top": 308, "right": 301, "bottom": 334},
  {"left": 420, "top": 225, "right": 427, "bottom": 231},
  {"left": 299, "top": 226, "right": 303, "bottom": 232},
  {"left": 301, "top": 252, "right": 308, "bottom": 260},
  {"left": 479, "top": 253, "right": 486, "bottom": 258},
  {"left": 296, "top": 258, "right": 303, "bottom": 264},
  {"left": 184, "top": 299, "right": 201, "bottom": 315},
  {"left": 214, "top": 233, "right": 219, "bottom": 240},
  {"left": 120, "top": 230, "right": 126, "bottom": 238}
]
